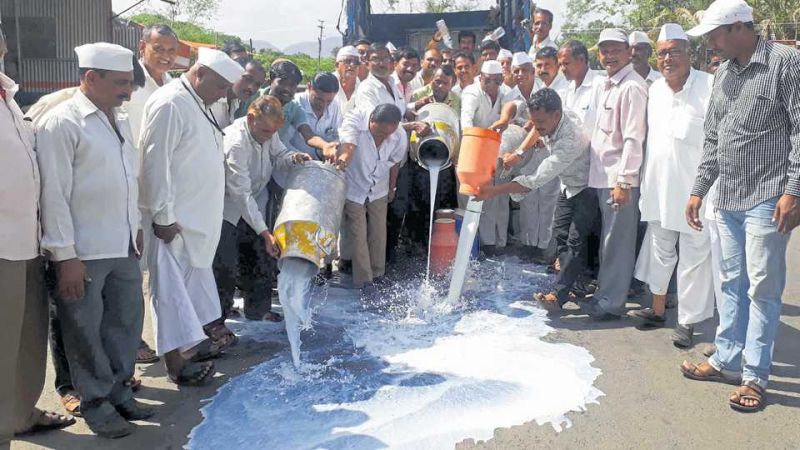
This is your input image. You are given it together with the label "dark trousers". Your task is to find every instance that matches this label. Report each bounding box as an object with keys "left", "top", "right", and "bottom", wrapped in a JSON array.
[
  {"left": 212, "top": 219, "right": 275, "bottom": 322},
  {"left": 47, "top": 278, "right": 73, "bottom": 396},
  {"left": 552, "top": 188, "right": 599, "bottom": 304}
]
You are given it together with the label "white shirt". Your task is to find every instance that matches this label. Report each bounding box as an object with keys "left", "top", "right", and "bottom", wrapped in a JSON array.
[
  {"left": 222, "top": 117, "right": 297, "bottom": 234},
  {"left": 37, "top": 90, "right": 140, "bottom": 262},
  {"left": 354, "top": 72, "right": 407, "bottom": 116},
  {"left": 562, "top": 69, "right": 603, "bottom": 140},
  {"left": 340, "top": 109, "right": 408, "bottom": 203},
  {"left": 460, "top": 82, "right": 510, "bottom": 128},
  {"left": 644, "top": 67, "right": 663, "bottom": 85},
  {"left": 209, "top": 96, "right": 241, "bottom": 130},
  {"left": 1, "top": 72, "right": 40, "bottom": 260},
  {"left": 501, "top": 80, "right": 543, "bottom": 125},
  {"left": 528, "top": 36, "right": 557, "bottom": 57},
  {"left": 452, "top": 79, "right": 479, "bottom": 96},
  {"left": 290, "top": 91, "right": 343, "bottom": 158},
  {"left": 544, "top": 72, "right": 570, "bottom": 93},
  {"left": 408, "top": 72, "right": 425, "bottom": 93},
  {"left": 25, "top": 87, "right": 79, "bottom": 127},
  {"left": 333, "top": 71, "right": 359, "bottom": 117},
  {"left": 639, "top": 69, "right": 713, "bottom": 234},
  {"left": 140, "top": 76, "right": 226, "bottom": 268},
  {"left": 124, "top": 60, "right": 171, "bottom": 148},
  {"left": 391, "top": 72, "right": 416, "bottom": 105}
]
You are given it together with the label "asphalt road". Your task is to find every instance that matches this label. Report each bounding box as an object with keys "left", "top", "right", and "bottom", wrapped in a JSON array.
[{"left": 10, "top": 238, "right": 800, "bottom": 449}]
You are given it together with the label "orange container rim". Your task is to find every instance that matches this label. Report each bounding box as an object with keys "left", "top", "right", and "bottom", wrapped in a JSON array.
[{"left": 462, "top": 127, "right": 501, "bottom": 142}]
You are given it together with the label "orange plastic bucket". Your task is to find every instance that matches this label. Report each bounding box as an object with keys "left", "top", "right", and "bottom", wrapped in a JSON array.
[{"left": 456, "top": 127, "right": 501, "bottom": 195}]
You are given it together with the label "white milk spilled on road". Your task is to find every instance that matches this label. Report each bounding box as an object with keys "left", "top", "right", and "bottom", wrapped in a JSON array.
[
  {"left": 446, "top": 197, "right": 483, "bottom": 306},
  {"left": 277, "top": 257, "right": 319, "bottom": 367},
  {"left": 189, "top": 257, "right": 604, "bottom": 450},
  {"left": 425, "top": 159, "right": 444, "bottom": 278}
]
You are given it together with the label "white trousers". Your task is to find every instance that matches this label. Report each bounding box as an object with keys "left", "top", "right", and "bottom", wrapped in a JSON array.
[
  {"left": 634, "top": 221, "right": 715, "bottom": 325},
  {"left": 147, "top": 236, "right": 222, "bottom": 355},
  {"left": 707, "top": 218, "right": 723, "bottom": 308},
  {"left": 517, "top": 181, "right": 560, "bottom": 248},
  {"left": 479, "top": 192, "right": 510, "bottom": 247}
]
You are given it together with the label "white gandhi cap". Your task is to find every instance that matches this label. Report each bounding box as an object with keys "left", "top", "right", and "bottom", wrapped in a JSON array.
[
  {"left": 687, "top": 0, "right": 754, "bottom": 37},
  {"left": 511, "top": 52, "right": 533, "bottom": 67},
  {"left": 598, "top": 28, "right": 628, "bottom": 45},
  {"left": 497, "top": 49, "right": 513, "bottom": 61},
  {"left": 336, "top": 46, "right": 360, "bottom": 62},
  {"left": 480, "top": 60, "right": 503, "bottom": 75},
  {"left": 658, "top": 23, "right": 689, "bottom": 42},
  {"left": 74, "top": 42, "right": 133, "bottom": 72},
  {"left": 197, "top": 47, "right": 245, "bottom": 84},
  {"left": 628, "top": 31, "right": 651, "bottom": 46}
]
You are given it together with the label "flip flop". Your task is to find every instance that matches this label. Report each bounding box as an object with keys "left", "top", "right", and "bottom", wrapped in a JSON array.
[
  {"left": 136, "top": 342, "right": 160, "bottom": 364},
  {"left": 60, "top": 392, "right": 82, "bottom": 417},
  {"left": 169, "top": 361, "right": 215, "bottom": 387},
  {"left": 680, "top": 361, "right": 741, "bottom": 385},
  {"left": 729, "top": 382, "right": 766, "bottom": 413},
  {"left": 189, "top": 339, "right": 223, "bottom": 363}
]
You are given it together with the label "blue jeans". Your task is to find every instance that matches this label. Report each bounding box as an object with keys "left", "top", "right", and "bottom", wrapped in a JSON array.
[{"left": 709, "top": 197, "right": 790, "bottom": 389}]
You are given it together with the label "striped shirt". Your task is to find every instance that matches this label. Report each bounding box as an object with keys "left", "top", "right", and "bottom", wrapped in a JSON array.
[{"left": 691, "top": 38, "right": 800, "bottom": 211}]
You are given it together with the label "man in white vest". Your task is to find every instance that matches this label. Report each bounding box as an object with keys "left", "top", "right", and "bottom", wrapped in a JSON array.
[{"left": 140, "top": 48, "right": 244, "bottom": 387}]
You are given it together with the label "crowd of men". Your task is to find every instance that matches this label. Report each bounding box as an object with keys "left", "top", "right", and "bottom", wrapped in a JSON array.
[{"left": 2, "top": 0, "right": 799, "bottom": 444}]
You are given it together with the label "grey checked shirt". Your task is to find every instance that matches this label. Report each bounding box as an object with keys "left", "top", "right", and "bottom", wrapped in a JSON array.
[
  {"left": 511, "top": 110, "right": 590, "bottom": 202},
  {"left": 692, "top": 38, "right": 800, "bottom": 211}
]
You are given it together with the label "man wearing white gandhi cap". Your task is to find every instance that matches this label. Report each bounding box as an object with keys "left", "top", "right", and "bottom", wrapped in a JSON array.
[
  {"left": 628, "top": 30, "right": 663, "bottom": 85},
  {"left": 139, "top": 47, "right": 244, "bottom": 387},
  {"left": 37, "top": 42, "right": 154, "bottom": 438},
  {"left": 460, "top": 59, "right": 512, "bottom": 253},
  {"left": 632, "top": 23, "right": 717, "bottom": 349},
  {"left": 333, "top": 45, "right": 361, "bottom": 115}
]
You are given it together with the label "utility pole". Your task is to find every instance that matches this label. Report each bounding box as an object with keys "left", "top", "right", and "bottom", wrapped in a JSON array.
[{"left": 317, "top": 19, "right": 325, "bottom": 72}]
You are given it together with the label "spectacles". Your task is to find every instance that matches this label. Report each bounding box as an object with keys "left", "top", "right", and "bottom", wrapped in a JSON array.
[
  {"left": 340, "top": 58, "right": 361, "bottom": 66},
  {"left": 482, "top": 77, "right": 503, "bottom": 85},
  {"left": 656, "top": 48, "right": 687, "bottom": 60}
]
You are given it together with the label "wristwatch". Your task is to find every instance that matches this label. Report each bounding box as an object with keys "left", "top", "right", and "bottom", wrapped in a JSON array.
[{"left": 616, "top": 182, "right": 631, "bottom": 190}]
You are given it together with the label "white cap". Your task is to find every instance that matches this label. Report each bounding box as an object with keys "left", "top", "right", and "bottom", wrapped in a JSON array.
[
  {"left": 511, "top": 52, "right": 533, "bottom": 67},
  {"left": 598, "top": 28, "right": 628, "bottom": 45},
  {"left": 197, "top": 47, "right": 245, "bottom": 84},
  {"left": 336, "top": 45, "right": 360, "bottom": 62},
  {"left": 497, "top": 49, "right": 513, "bottom": 61},
  {"left": 628, "top": 31, "right": 651, "bottom": 46},
  {"left": 386, "top": 41, "right": 397, "bottom": 53},
  {"left": 480, "top": 60, "right": 503, "bottom": 75},
  {"left": 658, "top": 23, "right": 689, "bottom": 42},
  {"left": 74, "top": 43, "right": 133, "bottom": 72},
  {"left": 687, "top": 0, "right": 754, "bottom": 37}
]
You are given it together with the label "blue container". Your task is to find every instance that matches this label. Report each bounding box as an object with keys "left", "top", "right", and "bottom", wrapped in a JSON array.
[{"left": 454, "top": 211, "right": 479, "bottom": 258}]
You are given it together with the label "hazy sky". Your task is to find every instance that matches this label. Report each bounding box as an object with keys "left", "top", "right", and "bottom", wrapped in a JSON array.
[{"left": 113, "top": 0, "right": 566, "bottom": 50}]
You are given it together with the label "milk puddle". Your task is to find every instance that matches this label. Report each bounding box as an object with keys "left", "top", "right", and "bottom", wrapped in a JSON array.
[{"left": 188, "top": 258, "right": 604, "bottom": 449}]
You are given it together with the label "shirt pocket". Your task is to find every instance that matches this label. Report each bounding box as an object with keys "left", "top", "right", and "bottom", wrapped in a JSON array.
[
  {"left": 740, "top": 90, "right": 778, "bottom": 133},
  {"left": 674, "top": 113, "right": 705, "bottom": 143},
  {"left": 597, "top": 107, "right": 615, "bottom": 135}
]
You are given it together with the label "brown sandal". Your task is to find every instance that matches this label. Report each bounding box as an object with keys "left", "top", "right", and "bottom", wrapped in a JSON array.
[
  {"left": 729, "top": 381, "right": 765, "bottom": 412},
  {"left": 60, "top": 392, "right": 82, "bottom": 417},
  {"left": 533, "top": 292, "right": 562, "bottom": 313},
  {"left": 680, "top": 361, "right": 741, "bottom": 385},
  {"left": 15, "top": 409, "right": 76, "bottom": 435},
  {"left": 136, "top": 342, "right": 160, "bottom": 364}
]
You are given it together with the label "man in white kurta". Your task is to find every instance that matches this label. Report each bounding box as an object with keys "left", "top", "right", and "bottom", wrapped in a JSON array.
[
  {"left": 557, "top": 41, "right": 603, "bottom": 139},
  {"left": 629, "top": 31, "right": 664, "bottom": 86},
  {"left": 333, "top": 46, "right": 361, "bottom": 117},
  {"left": 633, "top": 24, "right": 715, "bottom": 347},
  {"left": 139, "top": 49, "right": 244, "bottom": 376},
  {"left": 461, "top": 60, "right": 511, "bottom": 252},
  {"left": 37, "top": 43, "right": 152, "bottom": 437}
]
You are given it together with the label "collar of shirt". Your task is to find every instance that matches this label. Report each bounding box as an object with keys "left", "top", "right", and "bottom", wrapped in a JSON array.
[
  {"left": 546, "top": 113, "right": 569, "bottom": 144},
  {"left": 606, "top": 63, "right": 635, "bottom": 88},
  {"left": 139, "top": 59, "right": 171, "bottom": 89},
  {"left": 180, "top": 74, "right": 210, "bottom": 109},
  {"left": 728, "top": 36, "right": 767, "bottom": 75},
  {"left": 570, "top": 68, "right": 598, "bottom": 93},
  {"left": 242, "top": 117, "right": 262, "bottom": 149},
  {"left": 0, "top": 72, "right": 19, "bottom": 99}
]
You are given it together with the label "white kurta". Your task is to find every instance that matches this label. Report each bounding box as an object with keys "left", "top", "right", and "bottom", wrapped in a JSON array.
[
  {"left": 639, "top": 69, "right": 713, "bottom": 234},
  {"left": 209, "top": 96, "right": 241, "bottom": 130},
  {"left": 222, "top": 117, "right": 296, "bottom": 234},
  {"left": 290, "top": 91, "right": 343, "bottom": 158},
  {"left": 501, "top": 80, "right": 543, "bottom": 125},
  {"left": 544, "top": 72, "right": 570, "bottom": 95},
  {"left": 644, "top": 67, "right": 663, "bottom": 86},
  {"left": 125, "top": 61, "right": 172, "bottom": 148},
  {"left": 1, "top": 73, "right": 40, "bottom": 261},
  {"left": 527, "top": 36, "right": 557, "bottom": 57},
  {"left": 635, "top": 69, "right": 715, "bottom": 326},
  {"left": 140, "top": 76, "right": 226, "bottom": 354},
  {"left": 37, "top": 90, "right": 140, "bottom": 262}
]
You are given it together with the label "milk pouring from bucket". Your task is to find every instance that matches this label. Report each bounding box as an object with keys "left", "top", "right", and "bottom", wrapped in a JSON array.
[
  {"left": 409, "top": 103, "right": 461, "bottom": 171},
  {"left": 273, "top": 161, "right": 347, "bottom": 266}
]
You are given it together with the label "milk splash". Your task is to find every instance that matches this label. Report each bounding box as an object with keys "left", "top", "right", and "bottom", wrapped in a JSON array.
[
  {"left": 277, "top": 257, "right": 320, "bottom": 367},
  {"left": 189, "top": 258, "right": 604, "bottom": 450}
]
